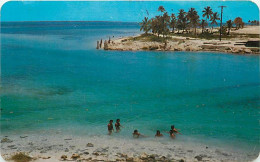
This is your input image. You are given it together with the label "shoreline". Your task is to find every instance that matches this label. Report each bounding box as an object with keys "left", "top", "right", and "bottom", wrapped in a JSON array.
[
  {"left": 1, "top": 133, "right": 258, "bottom": 161},
  {"left": 99, "top": 26, "right": 260, "bottom": 55}
]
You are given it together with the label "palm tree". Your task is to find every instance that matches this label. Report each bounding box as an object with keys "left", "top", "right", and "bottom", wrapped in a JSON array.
[
  {"left": 192, "top": 13, "right": 200, "bottom": 35},
  {"left": 226, "top": 20, "right": 233, "bottom": 35},
  {"left": 154, "top": 6, "right": 170, "bottom": 38},
  {"left": 150, "top": 6, "right": 168, "bottom": 38},
  {"left": 140, "top": 17, "right": 151, "bottom": 34},
  {"left": 210, "top": 12, "right": 220, "bottom": 33},
  {"left": 151, "top": 18, "right": 158, "bottom": 36},
  {"left": 187, "top": 8, "right": 200, "bottom": 35},
  {"left": 202, "top": 6, "right": 213, "bottom": 28},
  {"left": 151, "top": 16, "right": 162, "bottom": 37},
  {"left": 162, "top": 12, "right": 171, "bottom": 37},
  {"left": 169, "top": 13, "right": 176, "bottom": 33},
  {"left": 158, "top": 6, "right": 166, "bottom": 13},
  {"left": 187, "top": 8, "right": 195, "bottom": 31},
  {"left": 200, "top": 19, "right": 208, "bottom": 33},
  {"left": 187, "top": 8, "right": 196, "bottom": 18},
  {"left": 177, "top": 9, "right": 188, "bottom": 33}
]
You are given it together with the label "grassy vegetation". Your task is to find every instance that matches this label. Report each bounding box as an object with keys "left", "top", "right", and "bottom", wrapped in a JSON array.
[
  {"left": 127, "top": 32, "right": 259, "bottom": 42},
  {"left": 128, "top": 33, "right": 173, "bottom": 42},
  {"left": 170, "top": 32, "right": 227, "bottom": 40},
  {"left": 9, "top": 152, "right": 33, "bottom": 162}
]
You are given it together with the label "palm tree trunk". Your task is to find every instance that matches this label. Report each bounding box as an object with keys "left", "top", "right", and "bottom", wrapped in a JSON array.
[{"left": 206, "top": 18, "right": 208, "bottom": 30}]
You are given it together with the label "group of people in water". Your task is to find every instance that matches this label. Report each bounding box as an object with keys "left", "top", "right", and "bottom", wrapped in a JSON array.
[{"left": 107, "top": 119, "right": 181, "bottom": 138}]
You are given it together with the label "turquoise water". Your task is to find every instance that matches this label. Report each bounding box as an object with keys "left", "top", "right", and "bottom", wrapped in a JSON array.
[{"left": 1, "top": 22, "right": 259, "bottom": 151}]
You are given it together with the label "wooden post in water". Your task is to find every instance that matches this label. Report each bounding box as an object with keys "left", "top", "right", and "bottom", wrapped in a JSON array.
[
  {"left": 96, "top": 41, "right": 100, "bottom": 49},
  {"left": 100, "top": 39, "right": 102, "bottom": 48},
  {"left": 104, "top": 40, "right": 108, "bottom": 50}
]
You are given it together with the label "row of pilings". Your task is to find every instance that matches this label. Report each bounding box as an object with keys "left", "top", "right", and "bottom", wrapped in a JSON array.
[{"left": 96, "top": 37, "right": 112, "bottom": 50}]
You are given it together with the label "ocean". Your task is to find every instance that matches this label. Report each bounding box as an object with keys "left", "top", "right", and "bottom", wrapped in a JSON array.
[{"left": 1, "top": 21, "right": 259, "bottom": 153}]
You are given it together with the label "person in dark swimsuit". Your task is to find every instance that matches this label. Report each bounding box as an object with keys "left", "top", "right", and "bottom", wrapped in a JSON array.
[
  {"left": 167, "top": 125, "right": 181, "bottom": 138},
  {"left": 170, "top": 125, "right": 181, "bottom": 134},
  {"left": 155, "top": 130, "right": 163, "bottom": 137},
  {"left": 115, "top": 119, "right": 123, "bottom": 132},
  {"left": 169, "top": 129, "right": 176, "bottom": 138},
  {"left": 107, "top": 120, "right": 114, "bottom": 135}
]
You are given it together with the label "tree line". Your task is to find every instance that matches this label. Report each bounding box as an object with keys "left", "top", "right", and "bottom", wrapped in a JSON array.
[
  {"left": 140, "top": 6, "right": 245, "bottom": 37},
  {"left": 248, "top": 20, "right": 260, "bottom": 26}
]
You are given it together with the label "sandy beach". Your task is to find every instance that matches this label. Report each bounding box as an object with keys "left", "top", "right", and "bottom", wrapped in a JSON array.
[
  {"left": 230, "top": 26, "right": 260, "bottom": 35},
  {"left": 1, "top": 133, "right": 258, "bottom": 162},
  {"left": 101, "top": 26, "right": 260, "bottom": 54}
]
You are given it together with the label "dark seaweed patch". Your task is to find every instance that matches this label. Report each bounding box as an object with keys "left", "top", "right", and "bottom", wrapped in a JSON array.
[{"left": 35, "top": 86, "right": 73, "bottom": 96}]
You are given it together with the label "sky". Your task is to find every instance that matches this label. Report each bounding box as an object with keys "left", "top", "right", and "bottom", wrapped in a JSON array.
[{"left": 1, "top": 1, "right": 259, "bottom": 22}]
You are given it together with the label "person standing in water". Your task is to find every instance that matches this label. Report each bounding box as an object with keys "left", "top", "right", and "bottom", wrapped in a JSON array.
[
  {"left": 170, "top": 125, "right": 181, "bottom": 134},
  {"left": 167, "top": 125, "right": 181, "bottom": 138},
  {"left": 115, "top": 119, "right": 123, "bottom": 132},
  {"left": 107, "top": 120, "right": 114, "bottom": 135}
]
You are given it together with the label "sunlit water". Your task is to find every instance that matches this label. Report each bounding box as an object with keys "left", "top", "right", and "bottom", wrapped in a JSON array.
[{"left": 1, "top": 22, "right": 259, "bottom": 153}]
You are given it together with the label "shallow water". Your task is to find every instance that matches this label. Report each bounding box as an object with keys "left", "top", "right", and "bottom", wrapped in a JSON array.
[{"left": 1, "top": 22, "right": 259, "bottom": 153}]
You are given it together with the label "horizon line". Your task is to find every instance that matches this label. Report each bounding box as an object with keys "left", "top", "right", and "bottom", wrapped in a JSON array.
[{"left": 0, "top": 20, "right": 140, "bottom": 23}]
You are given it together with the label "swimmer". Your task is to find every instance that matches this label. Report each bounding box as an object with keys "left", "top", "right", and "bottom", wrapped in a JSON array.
[
  {"left": 155, "top": 130, "right": 163, "bottom": 137},
  {"left": 132, "top": 130, "right": 146, "bottom": 138}
]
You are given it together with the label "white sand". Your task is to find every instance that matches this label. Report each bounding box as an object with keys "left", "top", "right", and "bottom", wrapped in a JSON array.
[
  {"left": 231, "top": 26, "right": 260, "bottom": 35},
  {"left": 1, "top": 133, "right": 258, "bottom": 161}
]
